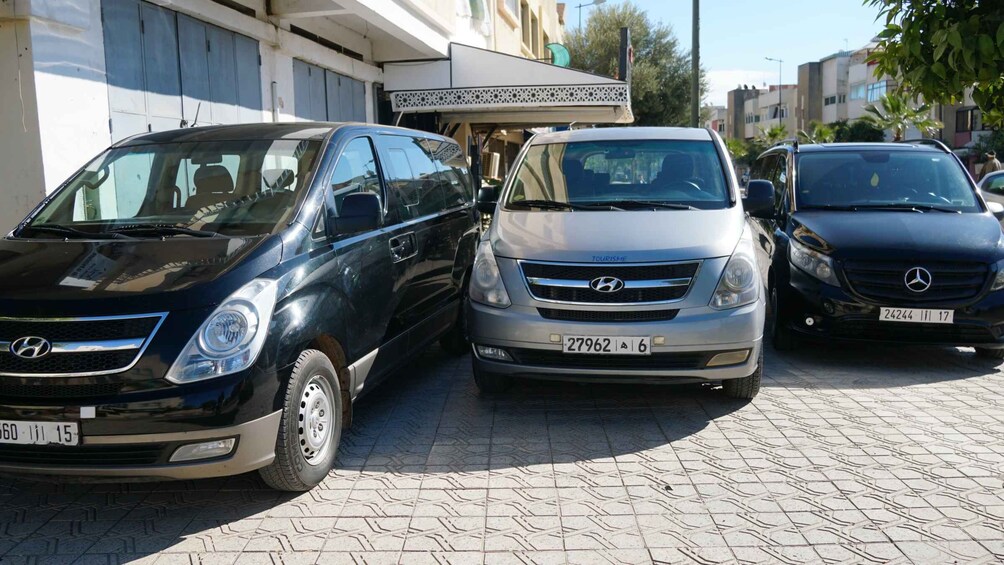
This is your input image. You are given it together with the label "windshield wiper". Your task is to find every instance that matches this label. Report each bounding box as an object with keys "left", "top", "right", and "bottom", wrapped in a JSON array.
[
  {"left": 17, "top": 224, "right": 132, "bottom": 240},
  {"left": 108, "top": 224, "right": 220, "bottom": 238},
  {"left": 853, "top": 203, "right": 961, "bottom": 214},
  {"left": 604, "top": 200, "right": 698, "bottom": 211},
  {"left": 506, "top": 200, "right": 615, "bottom": 211}
]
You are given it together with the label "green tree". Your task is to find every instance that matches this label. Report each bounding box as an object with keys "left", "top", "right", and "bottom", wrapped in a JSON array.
[
  {"left": 865, "top": 0, "right": 1004, "bottom": 127},
  {"left": 566, "top": 2, "right": 704, "bottom": 126},
  {"left": 798, "top": 120, "right": 836, "bottom": 143},
  {"left": 861, "top": 92, "right": 942, "bottom": 141},
  {"left": 757, "top": 123, "right": 788, "bottom": 146},
  {"left": 830, "top": 119, "right": 885, "bottom": 142},
  {"left": 724, "top": 138, "right": 751, "bottom": 166}
]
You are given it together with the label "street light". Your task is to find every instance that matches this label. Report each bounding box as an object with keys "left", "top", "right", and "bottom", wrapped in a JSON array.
[
  {"left": 765, "top": 56, "right": 783, "bottom": 126},
  {"left": 576, "top": 0, "right": 605, "bottom": 31}
]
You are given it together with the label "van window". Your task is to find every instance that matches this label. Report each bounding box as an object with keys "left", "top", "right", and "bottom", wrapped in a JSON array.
[
  {"left": 380, "top": 135, "right": 443, "bottom": 220},
  {"left": 26, "top": 139, "right": 321, "bottom": 237},
  {"left": 505, "top": 139, "right": 730, "bottom": 210},
  {"left": 425, "top": 139, "right": 472, "bottom": 209},
  {"left": 330, "top": 137, "right": 382, "bottom": 216}
]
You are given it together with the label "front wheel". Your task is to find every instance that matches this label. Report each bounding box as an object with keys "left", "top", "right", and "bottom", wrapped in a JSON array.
[
  {"left": 259, "top": 349, "right": 342, "bottom": 492},
  {"left": 769, "top": 285, "right": 795, "bottom": 351},
  {"left": 472, "top": 358, "right": 513, "bottom": 394},
  {"left": 722, "top": 349, "right": 762, "bottom": 399},
  {"left": 975, "top": 347, "right": 1004, "bottom": 359}
]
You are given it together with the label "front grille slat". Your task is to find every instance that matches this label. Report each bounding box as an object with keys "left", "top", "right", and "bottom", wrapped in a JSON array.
[
  {"left": 0, "top": 380, "right": 123, "bottom": 399},
  {"left": 538, "top": 308, "right": 678, "bottom": 323},
  {"left": 0, "top": 315, "right": 163, "bottom": 376},
  {"left": 509, "top": 349, "right": 710, "bottom": 370},
  {"left": 842, "top": 260, "right": 989, "bottom": 304},
  {"left": 522, "top": 262, "right": 700, "bottom": 305},
  {"left": 0, "top": 444, "right": 166, "bottom": 466},
  {"left": 831, "top": 320, "right": 997, "bottom": 343}
]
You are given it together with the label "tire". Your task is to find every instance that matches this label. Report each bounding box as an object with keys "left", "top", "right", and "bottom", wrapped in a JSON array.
[
  {"left": 259, "top": 349, "right": 342, "bottom": 492},
  {"left": 769, "top": 285, "right": 795, "bottom": 352},
  {"left": 975, "top": 347, "right": 1004, "bottom": 359},
  {"left": 472, "top": 357, "right": 513, "bottom": 394},
  {"left": 440, "top": 298, "right": 470, "bottom": 356},
  {"left": 722, "top": 349, "right": 762, "bottom": 400}
]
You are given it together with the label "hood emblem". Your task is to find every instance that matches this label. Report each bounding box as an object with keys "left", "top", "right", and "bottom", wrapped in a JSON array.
[
  {"left": 10, "top": 336, "right": 52, "bottom": 359},
  {"left": 904, "top": 267, "right": 933, "bottom": 293},
  {"left": 590, "top": 276, "right": 625, "bottom": 293}
]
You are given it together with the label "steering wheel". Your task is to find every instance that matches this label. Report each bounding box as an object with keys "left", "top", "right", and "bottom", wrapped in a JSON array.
[{"left": 660, "top": 180, "right": 703, "bottom": 194}]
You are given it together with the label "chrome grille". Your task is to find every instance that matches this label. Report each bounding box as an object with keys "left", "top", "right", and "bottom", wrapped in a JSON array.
[
  {"left": 520, "top": 261, "right": 699, "bottom": 305},
  {"left": 0, "top": 314, "right": 166, "bottom": 377},
  {"left": 842, "top": 261, "right": 989, "bottom": 303}
]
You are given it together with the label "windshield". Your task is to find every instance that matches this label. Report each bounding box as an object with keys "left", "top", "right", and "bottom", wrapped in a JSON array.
[
  {"left": 21, "top": 139, "right": 322, "bottom": 238},
  {"left": 503, "top": 140, "right": 730, "bottom": 210},
  {"left": 795, "top": 150, "right": 980, "bottom": 212}
]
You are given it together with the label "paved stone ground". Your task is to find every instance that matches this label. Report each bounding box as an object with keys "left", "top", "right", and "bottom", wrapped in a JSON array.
[{"left": 2, "top": 343, "right": 1004, "bottom": 564}]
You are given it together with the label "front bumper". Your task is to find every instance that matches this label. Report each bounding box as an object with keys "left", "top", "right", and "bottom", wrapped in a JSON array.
[
  {"left": 0, "top": 364, "right": 288, "bottom": 480},
  {"left": 468, "top": 299, "right": 764, "bottom": 383},
  {"left": 782, "top": 267, "right": 1004, "bottom": 347}
]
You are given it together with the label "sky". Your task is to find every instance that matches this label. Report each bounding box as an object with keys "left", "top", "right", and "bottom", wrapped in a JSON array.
[{"left": 567, "top": 0, "right": 885, "bottom": 106}]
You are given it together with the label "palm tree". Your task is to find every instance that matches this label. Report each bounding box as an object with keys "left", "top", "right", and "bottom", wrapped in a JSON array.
[
  {"left": 861, "top": 92, "right": 943, "bottom": 141},
  {"left": 757, "top": 124, "right": 788, "bottom": 146},
  {"left": 798, "top": 120, "right": 836, "bottom": 144}
]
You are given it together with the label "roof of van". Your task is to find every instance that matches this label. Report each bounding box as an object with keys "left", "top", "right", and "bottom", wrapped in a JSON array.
[
  {"left": 113, "top": 122, "right": 456, "bottom": 147},
  {"left": 529, "top": 127, "right": 714, "bottom": 145}
]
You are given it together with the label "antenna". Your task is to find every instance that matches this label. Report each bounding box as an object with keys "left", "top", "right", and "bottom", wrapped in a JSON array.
[{"left": 190, "top": 102, "right": 202, "bottom": 128}]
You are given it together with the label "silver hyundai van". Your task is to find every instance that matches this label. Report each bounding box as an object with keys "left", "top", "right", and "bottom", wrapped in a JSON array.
[{"left": 467, "top": 127, "right": 769, "bottom": 398}]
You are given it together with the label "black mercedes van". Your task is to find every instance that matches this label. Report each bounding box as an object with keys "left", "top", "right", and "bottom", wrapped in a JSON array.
[
  {"left": 746, "top": 140, "right": 1004, "bottom": 357},
  {"left": 0, "top": 123, "right": 478, "bottom": 491}
]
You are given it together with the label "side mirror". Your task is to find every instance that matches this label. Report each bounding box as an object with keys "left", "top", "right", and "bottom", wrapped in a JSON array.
[
  {"left": 987, "top": 201, "right": 1004, "bottom": 221},
  {"left": 334, "top": 192, "right": 382, "bottom": 234},
  {"left": 743, "top": 179, "right": 775, "bottom": 219},
  {"left": 477, "top": 186, "right": 499, "bottom": 215}
]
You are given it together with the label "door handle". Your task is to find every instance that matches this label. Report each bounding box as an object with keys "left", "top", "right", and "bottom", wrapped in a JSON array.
[{"left": 389, "top": 233, "right": 416, "bottom": 263}]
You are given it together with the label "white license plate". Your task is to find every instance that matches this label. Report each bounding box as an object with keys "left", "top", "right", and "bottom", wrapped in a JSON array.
[
  {"left": 562, "top": 336, "right": 651, "bottom": 355},
  {"left": 879, "top": 307, "right": 954, "bottom": 324},
  {"left": 0, "top": 420, "right": 79, "bottom": 446}
]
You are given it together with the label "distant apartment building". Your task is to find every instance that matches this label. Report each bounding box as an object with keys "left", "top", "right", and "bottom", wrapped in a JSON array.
[
  {"left": 819, "top": 51, "right": 851, "bottom": 123},
  {"left": 733, "top": 86, "right": 797, "bottom": 140},
  {"left": 703, "top": 105, "right": 727, "bottom": 135}
]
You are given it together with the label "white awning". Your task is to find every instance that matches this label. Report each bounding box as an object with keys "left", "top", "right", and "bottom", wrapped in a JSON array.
[{"left": 383, "top": 43, "right": 633, "bottom": 127}]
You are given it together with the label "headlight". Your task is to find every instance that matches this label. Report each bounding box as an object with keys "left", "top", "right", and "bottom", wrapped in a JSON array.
[
  {"left": 166, "top": 279, "right": 278, "bottom": 384},
  {"left": 711, "top": 236, "right": 760, "bottom": 310},
  {"left": 469, "top": 240, "right": 511, "bottom": 308},
  {"left": 788, "top": 238, "right": 840, "bottom": 286},
  {"left": 992, "top": 259, "right": 1004, "bottom": 291}
]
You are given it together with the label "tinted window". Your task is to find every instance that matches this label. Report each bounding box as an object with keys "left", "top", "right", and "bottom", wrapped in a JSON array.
[
  {"left": 380, "top": 135, "right": 443, "bottom": 220},
  {"left": 505, "top": 140, "right": 730, "bottom": 210},
  {"left": 796, "top": 151, "right": 979, "bottom": 211},
  {"left": 26, "top": 139, "right": 320, "bottom": 237},
  {"left": 426, "top": 138, "right": 473, "bottom": 209},
  {"left": 330, "top": 137, "right": 382, "bottom": 216}
]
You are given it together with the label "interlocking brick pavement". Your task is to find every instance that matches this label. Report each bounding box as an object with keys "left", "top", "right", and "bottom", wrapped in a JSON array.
[{"left": 2, "top": 342, "right": 1004, "bottom": 564}]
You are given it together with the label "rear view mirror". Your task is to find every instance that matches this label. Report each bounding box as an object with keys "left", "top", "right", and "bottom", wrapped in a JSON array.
[
  {"left": 334, "top": 192, "right": 382, "bottom": 234},
  {"left": 988, "top": 201, "right": 1004, "bottom": 221},
  {"left": 743, "top": 180, "right": 775, "bottom": 219},
  {"left": 477, "top": 186, "right": 499, "bottom": 215},
  {"left": 78, "top": 168, "right": 110, "bottom": 190}
]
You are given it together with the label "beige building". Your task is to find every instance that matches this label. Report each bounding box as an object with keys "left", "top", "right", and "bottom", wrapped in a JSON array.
[{"left": 740, "top": 86, "right": 797, "bottom": 140}]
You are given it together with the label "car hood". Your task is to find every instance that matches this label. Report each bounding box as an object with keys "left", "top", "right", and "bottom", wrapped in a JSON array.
[
  {"left": 790, "top": 210, "right": 1004, "bottom": 262},
  {"left": 0, "top": 235, "right": 282, "bottom": 316},
  {"left": 491, "top": 208, "right": 743, "bottom": 262}
]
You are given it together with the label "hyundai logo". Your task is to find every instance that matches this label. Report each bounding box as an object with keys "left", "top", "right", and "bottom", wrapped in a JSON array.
[
  {"left": 590, "top": 276, "right": 625, "bottom": 293},
  {"left": 904, "top": 267, "right": 933, "bottom": 293},
  {"left": 10, "top": 336, "right": 52, "bottom": 359}
]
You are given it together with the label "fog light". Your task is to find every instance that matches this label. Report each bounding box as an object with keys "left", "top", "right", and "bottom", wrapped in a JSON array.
[
  {"left": 653, "top": 336, "right": 666, "bottom": 345},
  {"left": 475, "top": 345, "right": 513, "bottom": 362},
  {"left": 707, "top": 349, "right": 751, "bottom": 367},
  {"left": 170, "top": 438, "right": 236, "bottom": 462},
  {"left": 822, "top": 300, "right": 835, "bottom": 315}
]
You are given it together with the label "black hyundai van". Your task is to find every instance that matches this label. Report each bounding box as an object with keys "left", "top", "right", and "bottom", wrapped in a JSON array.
[
  {"left": 0, "top": 123, "right": 478, "bottom": 491},
  {"left": 746, "top": 140, "right": 1004, "bottom": 357}
]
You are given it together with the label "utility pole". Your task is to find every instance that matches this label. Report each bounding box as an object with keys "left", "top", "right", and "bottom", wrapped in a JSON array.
[
  {"left": 690, "top": 0, "right": 699, "bottom": 127},
  {"left": 765, "top": 57, "right": 783, "bottom": 126}
]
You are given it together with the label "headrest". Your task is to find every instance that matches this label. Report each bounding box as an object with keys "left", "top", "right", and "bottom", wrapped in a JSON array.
[
  {"left": 193, "top": 165, "right": 234, "bottom": 195},
  {"left": 660, "top": 153, "right": 695, "bottom": 178}
]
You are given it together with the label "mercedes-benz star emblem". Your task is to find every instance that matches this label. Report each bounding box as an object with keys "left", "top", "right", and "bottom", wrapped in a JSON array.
[
  {"left": 904, "top": 267, "right": 933, "bottom": 293},
  {"left": 590, "top": 276, "right": 625, "bottom": 293},
  {"left": 10, "top": 336, "right": 52, "bottom": 359}
]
